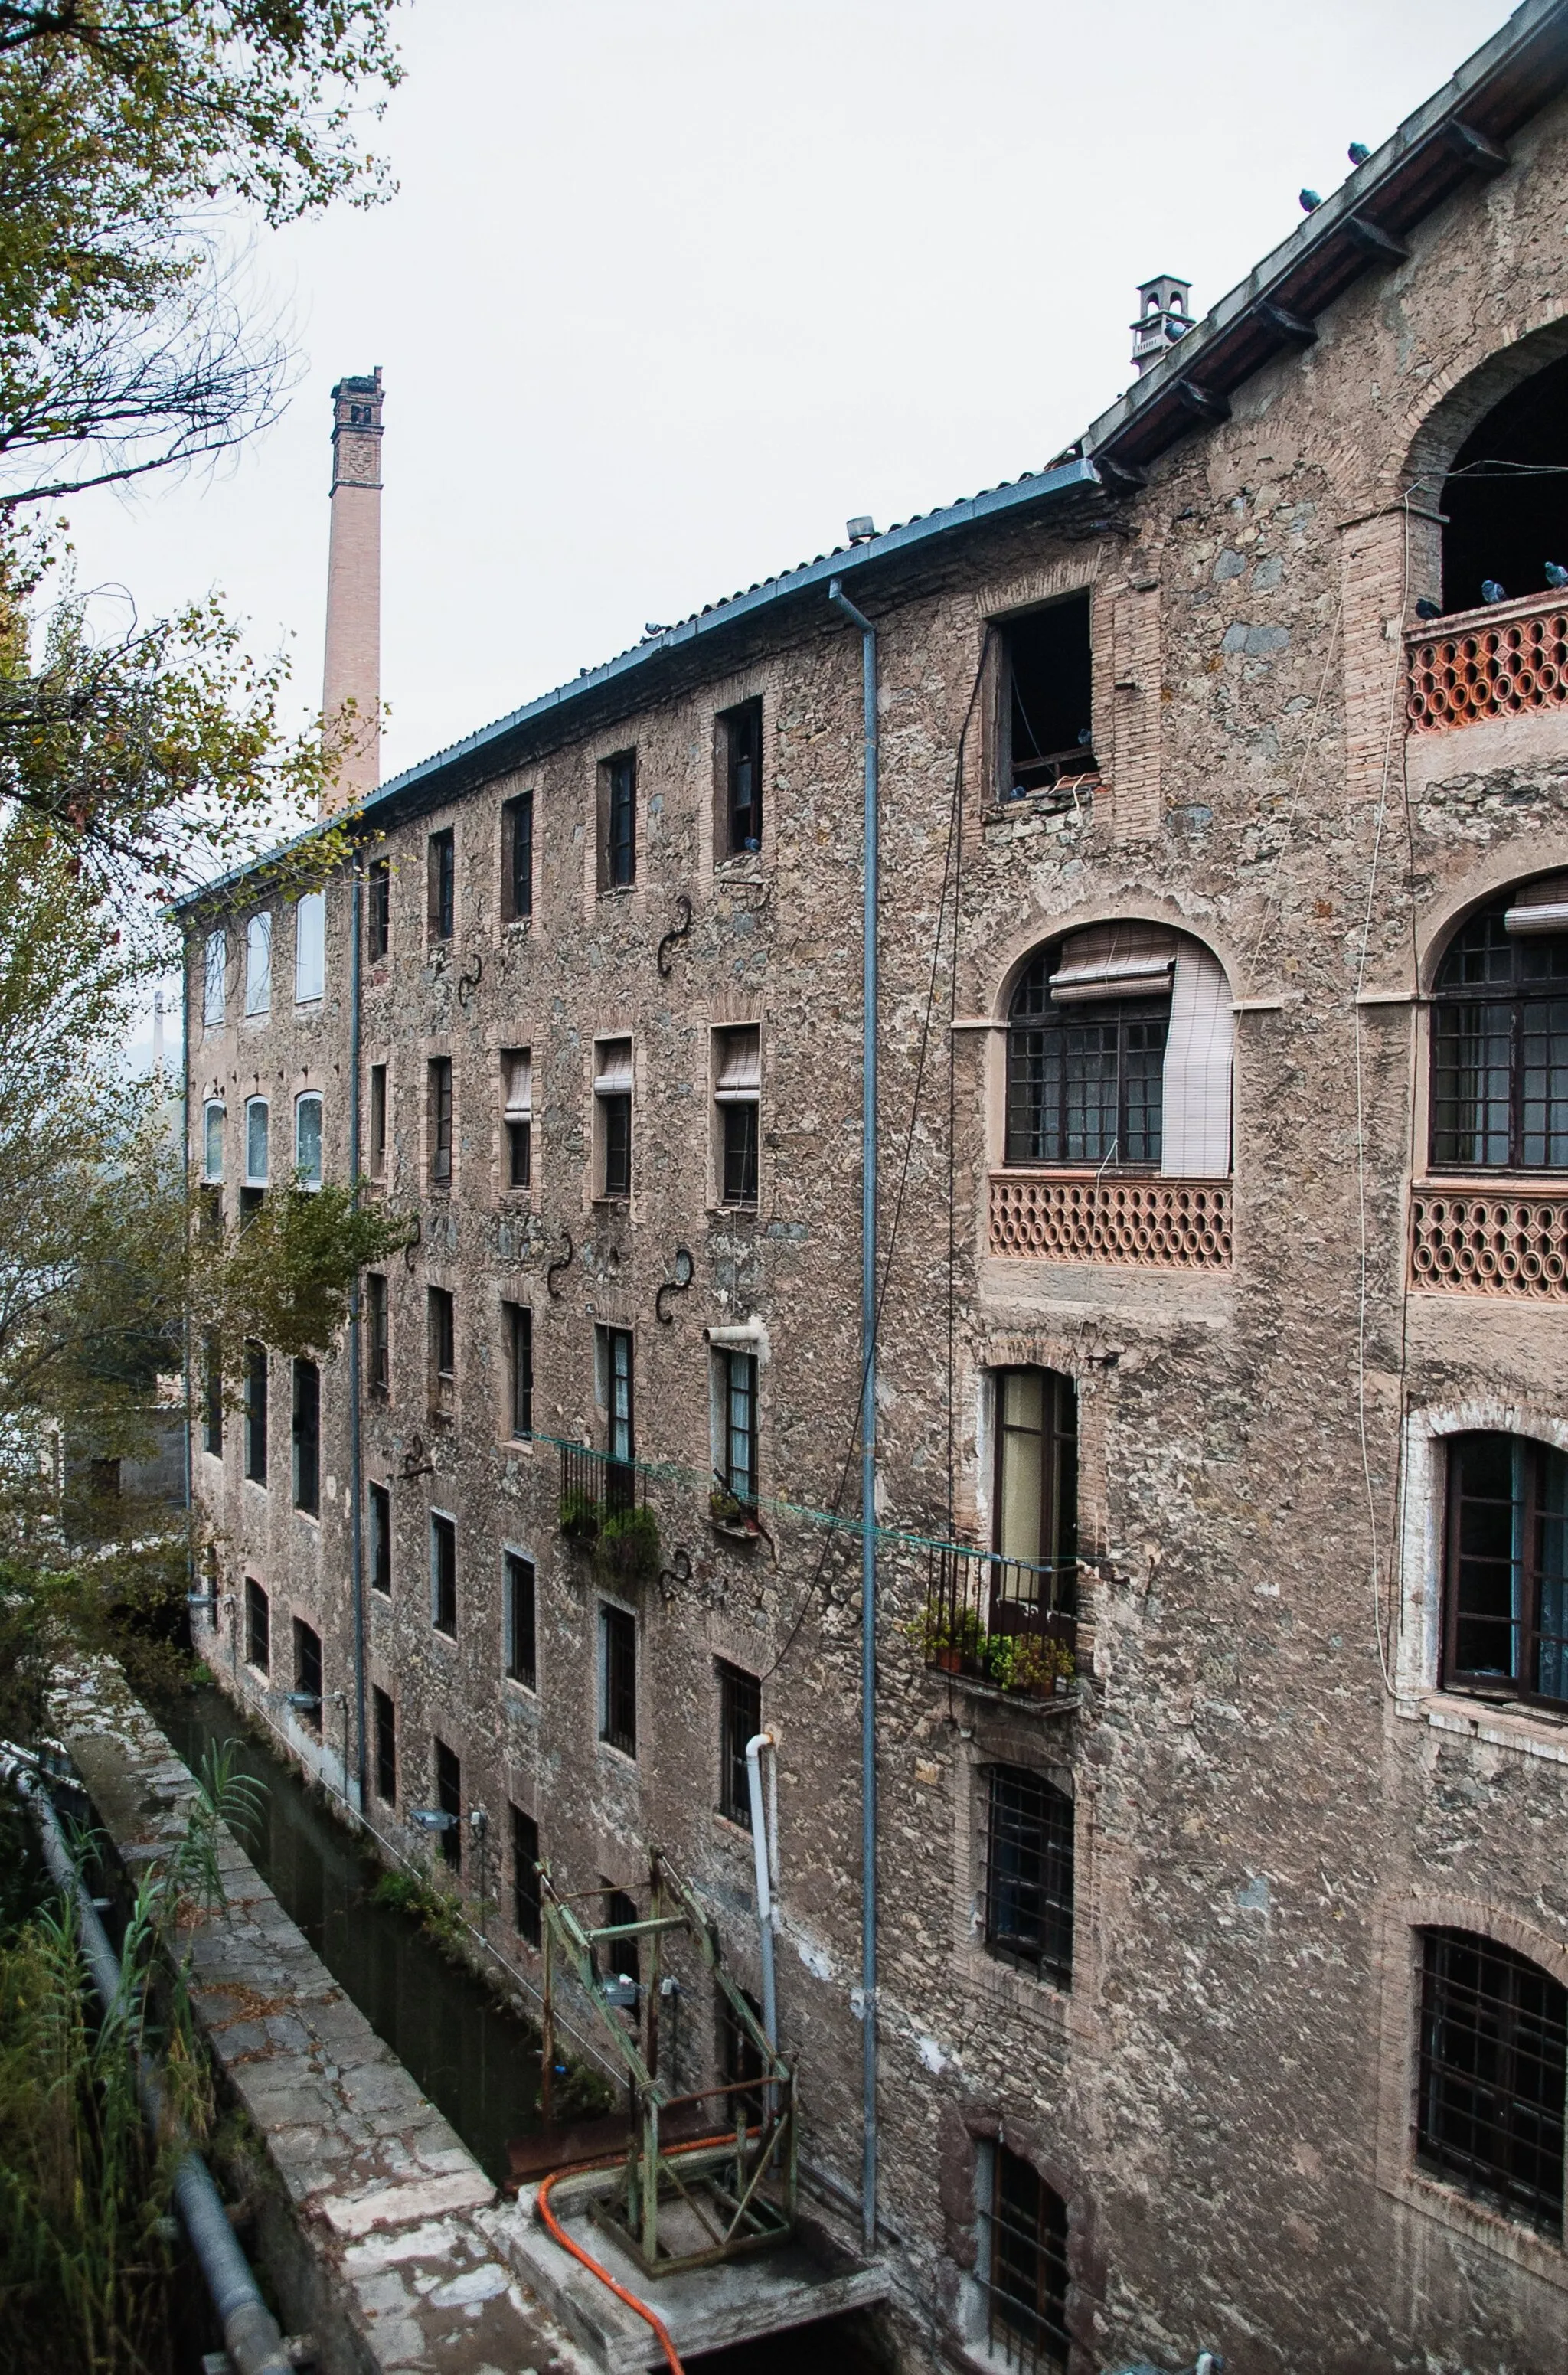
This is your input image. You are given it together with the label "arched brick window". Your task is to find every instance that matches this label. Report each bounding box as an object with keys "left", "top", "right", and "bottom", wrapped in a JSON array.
[
  {"left": 1431, "top": 881, "right": 1568, "bottom": 1171},
  {"left": 1418, "top": 1927, "right": 1567, "bottom": 2236}
]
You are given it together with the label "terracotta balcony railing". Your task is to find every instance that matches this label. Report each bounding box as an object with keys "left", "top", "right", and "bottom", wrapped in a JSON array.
[
  {"left": 1407, "top": 592, "right": 1568, "bottom": 735},
  {"left": 1411, "top": 1183, "right": 1568, "bottom": 1299},
  {"left": 988, "top": 1171, "right": 1233, "bottom": 1270}
]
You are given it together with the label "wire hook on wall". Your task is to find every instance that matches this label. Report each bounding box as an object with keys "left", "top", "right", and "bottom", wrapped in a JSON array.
[
  {"left": 655, "top": 1244, "right": 695, "bottom": 1325},
  {"left": 400, "top": 1429, "right": 435, "bottom": 1482},
  {"left": 457, "top": 951, "right": 484, "bottom": 1008},
  {"left": 402, "top": 1210, "right": 423, "bottom": 1275},
  {"left": 546, "top": 1227, "right": 574, "bottom": 1299},
  {"left": 656, "top": 894, "right": 694, "bottom": 978}
]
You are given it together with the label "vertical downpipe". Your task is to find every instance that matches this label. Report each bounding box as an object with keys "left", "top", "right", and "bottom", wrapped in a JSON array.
[
  {"left": 829, "top": 576, "right": 878, "bottom": 2256},
  {"left": 179, "top": 944, "right": 194, "bottom": 1579},
  {"left": 348, "top": 854, "right": 368, "bottom": 1812}
]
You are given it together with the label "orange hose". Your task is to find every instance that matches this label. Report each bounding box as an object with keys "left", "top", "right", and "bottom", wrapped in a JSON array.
[{"left": 533, "top": 2132, "right": 746, "bottom": 2375}]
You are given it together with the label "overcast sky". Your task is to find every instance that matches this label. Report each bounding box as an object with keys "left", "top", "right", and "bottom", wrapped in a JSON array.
[{"left": 93, "top": 0, "right": 1508, "bottom": 917}]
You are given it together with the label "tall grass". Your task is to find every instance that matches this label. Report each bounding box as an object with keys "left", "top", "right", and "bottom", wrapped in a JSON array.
[{"left": 0, "top": 1743, "right": 263, "bottom": 2371}]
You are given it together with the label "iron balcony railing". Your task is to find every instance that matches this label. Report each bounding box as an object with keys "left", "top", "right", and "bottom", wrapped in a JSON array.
[
  {"left": 558, "top": 1439, "right": 643, "bottom": 1542},
  {"left": 921, "top": 1542, "right": 1080, "bottom": 1697}
]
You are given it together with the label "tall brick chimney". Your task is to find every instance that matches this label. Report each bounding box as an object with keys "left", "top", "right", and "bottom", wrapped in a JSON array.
[{"left": 321, "top": 367, "right": 384, "bottom": 812}]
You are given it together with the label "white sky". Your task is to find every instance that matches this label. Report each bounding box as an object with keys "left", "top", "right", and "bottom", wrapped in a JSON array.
[{"left": 92, "top": 0, "right": 1507, "bottom": 899}]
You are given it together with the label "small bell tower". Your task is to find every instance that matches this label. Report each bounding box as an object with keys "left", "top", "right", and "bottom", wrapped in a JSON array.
[{"left": 1130, "top": 276, "right": 1194, "bottom": 375}]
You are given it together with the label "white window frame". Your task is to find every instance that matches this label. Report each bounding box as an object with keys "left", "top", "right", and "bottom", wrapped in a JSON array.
[
  {"left": 244, "top": 1097, "right": 270, "bottom": 1188},
  {"left": 295, "top": 1092, "right": 323, "bottom": 1189},
  {"left": 293, "top": 890, "right": 326, "bottom": 1005},
  {"left": 244, "top": 913, "right": 273, "bottom": 1017},
  {"left": 202, "top": 929, "right": 227, "bottom": 1027},
  {"left": 202, "top": 1100, "right": 224, "bottom": 1182}
]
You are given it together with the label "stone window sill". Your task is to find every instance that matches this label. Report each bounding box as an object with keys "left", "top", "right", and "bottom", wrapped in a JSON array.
[{"left": 1399, "top": 1689, "right": 1568, "bottom": 1768}]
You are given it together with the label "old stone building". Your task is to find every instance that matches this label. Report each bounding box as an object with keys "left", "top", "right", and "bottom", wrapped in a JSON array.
[{"left": 181, "top": 4, "right": 1568, "bottom": 2367}]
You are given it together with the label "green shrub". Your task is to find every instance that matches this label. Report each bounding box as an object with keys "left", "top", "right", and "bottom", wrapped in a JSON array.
[{"left": 594, "top": 1504, "right": 660, "bottom": 1589}]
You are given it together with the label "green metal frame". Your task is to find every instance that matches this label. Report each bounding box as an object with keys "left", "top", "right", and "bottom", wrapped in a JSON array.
[{"left": 539, "top": 1847, "right": 797, "bottom": 2277}]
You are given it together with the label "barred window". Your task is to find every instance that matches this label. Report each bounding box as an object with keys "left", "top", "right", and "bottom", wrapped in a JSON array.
[
  {"left": 717, "top": 1659, "right": 760, "bottom": 1825},
  {"left": 1444, "top": 1433, "right": 1568, "bottom": 1710},
  {"left": 601, "top": 1603, "right": 637, "bottom": 1756},
  {"left": 982, "top": 2145, "right": 1070, "bottom": 2374},
  {"left": 1417, "top": 1927, "right": 1566, "bottom": 2234},
  {"left": 984, "top": 1765, "right": 1073, "bottom": 1988},
  {"left": 1006, "top": 952, "right": 1167, "bottom": 1167},
  {"left": 1432, "top": 887, "right": 1568, "bottom": 1171},
  {"left": 511, "top": 1804, "right": 541, "bottom": 1945}
]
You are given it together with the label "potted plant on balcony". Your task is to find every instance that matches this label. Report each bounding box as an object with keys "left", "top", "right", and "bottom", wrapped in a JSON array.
[
  {"left": 906, "top": 1604, "right": 983, "bottom": 1672},
  {"left": 559, "top": 1487, "right": 600, "bottom": 1547},
  {"left": 596, "top": 1504, "right": 662, "bottom": 1589},
  {"left": 992, "top": 1633, "right": 1076, "bottom": 1697}
]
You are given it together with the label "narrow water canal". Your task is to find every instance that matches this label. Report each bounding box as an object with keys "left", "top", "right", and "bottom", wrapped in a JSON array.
[{"left": 151, "top": 1681, "right": 540, "bottom": 2185}]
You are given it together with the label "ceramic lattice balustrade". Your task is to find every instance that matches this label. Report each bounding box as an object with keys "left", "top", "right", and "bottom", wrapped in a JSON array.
[
  {"left": 1411, "top": 1186, "right": 1568, "bottom": 1298},
  {"left": 1407, "top": 593, "right": 1568, "bottom": 733},
  {"left": 988, "top": 1172, "right": 1233, "bottom": 1269}
]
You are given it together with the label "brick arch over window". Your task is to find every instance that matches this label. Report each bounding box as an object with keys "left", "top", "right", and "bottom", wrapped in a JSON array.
[
  {"left": 1402, "top": 315, "right": 1568, "bottom": 519},
  {"left": 1001, "top": 922, "right": 1233, "bottom": 1179}
]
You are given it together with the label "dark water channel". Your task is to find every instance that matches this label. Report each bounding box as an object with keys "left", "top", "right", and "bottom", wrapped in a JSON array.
[{"left": 151, "top": 1682, "right": 540, "bottom": 2184}]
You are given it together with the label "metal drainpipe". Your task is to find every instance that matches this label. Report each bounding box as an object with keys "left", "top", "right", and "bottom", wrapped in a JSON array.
[
  {"left": 179, "top": 944, "right": 194, "bottom": 1577},
  {"left": 348, "top": 853, "right": 368, "bottom": 1812},
  {"left": 7, "top": 1759, "right": 292, "bottom": 2375},
  {"left": 743, "top": 1731, "right": 778, "bottom": 2050},
  {"left": 828, "top": 576, "right": 878, "bottom": 2257}
]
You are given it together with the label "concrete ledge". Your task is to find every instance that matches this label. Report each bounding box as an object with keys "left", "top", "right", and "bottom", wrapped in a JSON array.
[{"left": 53, "top": 1664, "right": 585, "bottom": 2375}]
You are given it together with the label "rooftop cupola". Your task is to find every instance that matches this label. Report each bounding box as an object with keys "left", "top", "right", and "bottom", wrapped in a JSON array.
[{"left": 1131, "top": 275, "right": 1194, "bottom": 375}]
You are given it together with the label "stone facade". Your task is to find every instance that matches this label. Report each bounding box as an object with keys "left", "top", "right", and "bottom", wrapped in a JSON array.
[{"left": 185, "top": 12, "right": 1568, "bottom": 2370}]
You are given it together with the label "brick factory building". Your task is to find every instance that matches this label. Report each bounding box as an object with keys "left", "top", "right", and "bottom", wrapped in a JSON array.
[{"left": 181, "top": 5, "right": 1568, "bottom": 2367}]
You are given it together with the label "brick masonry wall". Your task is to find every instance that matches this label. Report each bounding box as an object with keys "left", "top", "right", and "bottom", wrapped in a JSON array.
[{"left": 186, "top": 90, "right": 1568, "bottom": 2375}]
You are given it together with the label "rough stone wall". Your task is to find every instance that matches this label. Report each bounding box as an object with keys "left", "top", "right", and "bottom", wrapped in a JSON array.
[{"left": 186, "top": 86, "right": 1568, "bottom": 2375}]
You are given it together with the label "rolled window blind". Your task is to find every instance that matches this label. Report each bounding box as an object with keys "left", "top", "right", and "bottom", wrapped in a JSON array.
[
  {"left": 714, "top": 1026, "right": 761, "bottom": 1100},
  {"left": 593, "top": 1040, "right": 632, "bottom": 1096},
  {"left": 1049, "top": 921, "right": 1178, "bottom": 1004},
  {"left": 504, "top": 1051, "right": 532, "bottom": 1119},
  {"left": 1161, "top": 941, "right": 1233, "bottom": 1178}
]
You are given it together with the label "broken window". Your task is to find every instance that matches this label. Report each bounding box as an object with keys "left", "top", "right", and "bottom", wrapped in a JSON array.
[
  {"left": 505, "top": 1551, "right": 536, "bottom": 1689},
  {"left": 981, "top": 2145, "right": 1070, "bottom": 2375},
  {"left": 502, "top": 790, "right": 534, "bottom": 923},
  {"left": 431, "top": 1511, "right": 458, "bottom": 1638},
  {"left": 720, "top": 699, "right": 763, "bottom": 854},
  {"left": 294, "top": 890, "right": 325, "bottom": 1005},
  {"left": 984, "top": 1763, "right": 1073, "bottom": 1988},
  {"left": 1442, "top": 1433, "right": 1568, "bottom": 1710},
  {"left": 502, "top": 1049, "right": 531, "bottom": 1189},
  {"left": 366, "top": 856, "right": 390, "bottom": 962},
  {"left": 1441, "top": 348, "right": 1568, "bottom": 616},
  {"left": 603, "top": 751, "right": 636, "bottom": 890},
  {"left": 717, "top": 1659, "right": 760, "bottom": 1827},
  {"left": 374, "top": 1687, "right": 396, "bottom": 1802},
  {"left": 292, "top": 1618, "right": 322, "bottom": 1732},
  {"left": 292, "top": 1359, "right": 320, "bottom": 1514},
  {"left": 998, "top": 596, "right": 1096, "bottom": 801},
  {"left": 600, "top": 1603, "right": 637, "bottom": 1756},
  {"left": 428, "top": 828, "right": 456, "bottom": 941},
  {"left": 1418, "top": 1927, "right": 1566, "bottom": 2233},
  {"left": 1431, "top": 884, "right": 1568, "bottom": 1171},
  {"left": 245, "top": 1577, "right": 270, "bottom": 1674},
  {"left": 511, "top": 1805, "right": 541, "bottom": 1945},
  {"left": 244, "top": 1343, "right": 267, "bottom": 1484},
  {"left": 429, "top": 1057, "right": 453, "bottom": 1188},
  {"left": 714, "top": 1025, "right": 760, "bottom": 1207},
  {"left": 434, "top": 1739, "right": 462, "bottom": 1870},
  {"left": 368, "top": 1478, "right": 391, "bottom": 1594}
]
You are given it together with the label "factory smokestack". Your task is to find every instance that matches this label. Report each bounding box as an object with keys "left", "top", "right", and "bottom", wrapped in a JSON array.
[{"left": 321, "top": 367, "right": 384, "bottom": 812}]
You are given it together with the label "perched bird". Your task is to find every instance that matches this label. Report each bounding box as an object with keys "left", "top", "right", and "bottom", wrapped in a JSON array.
[
  {"left": 1481, "top": 580, "right": 1508, "bottom": 604},
  {"left": 1415, "top": 598, "right": 1442, "bottom": 620},
  {"left": 1544, "top": 561, "right": 1568, "bottom": 588},
  {"left": 1299, "top": 188, "right": 1322, "bottom": 212},
  {"left": 1348, "top": 142, "right": 1371, "bottom": 165}
]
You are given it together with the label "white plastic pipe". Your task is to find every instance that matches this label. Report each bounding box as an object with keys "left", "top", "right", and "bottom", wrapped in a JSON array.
[{"left": 744, "top": 1731, "right": 778, "bottom": 2051}]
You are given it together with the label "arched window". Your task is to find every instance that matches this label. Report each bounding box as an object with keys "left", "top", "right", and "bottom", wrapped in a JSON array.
[
  {"left": 244, "top": 912, "right": 272, "bottom": 1016},
  {"left": 1431, "top": 881, "right": 1568, "bottom": 1171},
  {"left": 295, "top": 1093, "right": 322, "bottom": 1188},
  {"left": 1004, "top": 923, "right": 1233, "bottom": 1175},
  {"left": 1443, "top": 1432, "right": 1567, "bottom": 1709},
  {"left": 1440, "top": 348, "right": 1568, "bottom": 616},
  {"left": 1418, "top": 1927, "right": 1566, "bottom": 2235},
  {"left": 244, "top": 1097, "right": 269, "bottom": 1188},
  {"left": 202, "top": 1100, "right": 224, "bottom": 1181}
]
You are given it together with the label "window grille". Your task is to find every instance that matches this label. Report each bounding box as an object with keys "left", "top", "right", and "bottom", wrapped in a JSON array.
[
  {"left": 434, "top": 1740, "right": 462, "bottom": 1870},
  {"left": 428, "top": 829, "right": 456, "bottom": 942},
  {"left": 295, "top": 1093, "right": 322, "bottom": 1188},
  {"left": 511, "top": 1805, "right": 541, "bottom": 1945},
  {"left": 373, "top": 1687, "right": 396, "bottom": 1803},
  {"left": 606, "top": 752, "right": 636, "bottom": 888},
  {"left": 245, "top": 1577, "right": 270, "bottom": 1674},
  {"left": 505, "top": 1552, "right": 537, "bottom": 1689},
  {"left": 1443, "top": 1433, "right": 1568, "bottom": 1709},
  {"left": 244, "top": 1343, "right": 267, "bottom": 1483},
  {"left": 294, "top": 890, "right": 325, "bottom": 1004},
  {"left": 368, "top": 1479, "right": 391, "bottom": 1594},
  {"left": 203, "top": 929, "right": 227, "bottom": 1027},
  {"left": 984, "top": 1765, "right": 1074, "bottom": 1987},
  {"left": 601, "top": 1603, "right": 637, "bottom": 1756},
  {"left": 292, "top": 1360, "right": 320, "bottom": 1514},
  {"left": 431, "top": 1512, "right": 458, "bottom": 1638},
  {"left": 1418, "top": 1926, "right": 1567, "bottom": 2234},
  {"left": 366, "top": 857, "right": 390, "bottom": 962},
  {"left": 717, "top": 1660, "right": 760, "bottom": 1825},
  {"left": 1432, "top": 889, "right": 1568, "bottom": 1171},
  {"left": 982, "top": 2145, "right": 1070, "bottom": 2373},
  {"left": 503, "top": 790, "right": 534, "bottom": 923},
  {"left": 244, "top": 913, "right": 272, "bottom": 1015},
  {"left": 292, "top": 1619, "right": 322, "bottom": 1730}
]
